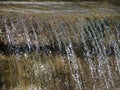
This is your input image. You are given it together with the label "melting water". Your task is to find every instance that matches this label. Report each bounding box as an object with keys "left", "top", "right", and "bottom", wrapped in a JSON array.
[{"left": 0, "top": 15, "right": 120, "bottom": 90}]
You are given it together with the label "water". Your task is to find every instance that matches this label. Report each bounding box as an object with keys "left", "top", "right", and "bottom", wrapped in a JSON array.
[{"left": 0, "top": 2, "right": 120, "bottom": 90}]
